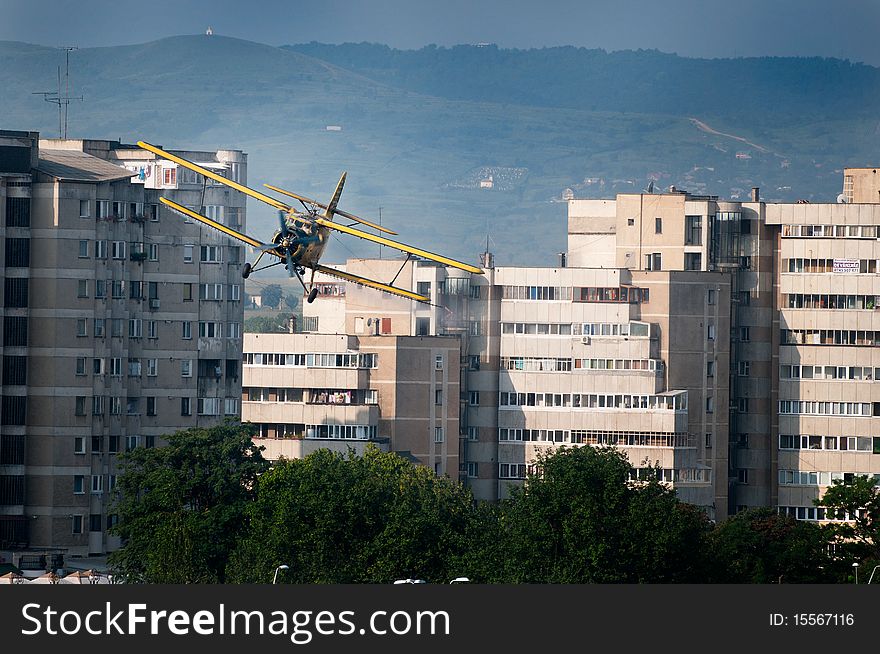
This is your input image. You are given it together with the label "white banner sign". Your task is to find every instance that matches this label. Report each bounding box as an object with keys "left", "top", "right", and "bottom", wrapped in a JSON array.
[{"left": 833, "top": 258, "right": 860, "bottom": 274}]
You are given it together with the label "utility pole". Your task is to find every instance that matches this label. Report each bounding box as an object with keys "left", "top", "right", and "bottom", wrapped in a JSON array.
[{"left": 32, "top": 46, "right": 82, "bottom": 139}]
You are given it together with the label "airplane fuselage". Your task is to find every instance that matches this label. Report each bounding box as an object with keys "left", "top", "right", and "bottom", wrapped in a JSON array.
[{"left": 270, "top": 221, "right": 329, "bottom": 270}]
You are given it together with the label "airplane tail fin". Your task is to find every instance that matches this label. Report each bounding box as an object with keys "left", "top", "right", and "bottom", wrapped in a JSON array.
[{"left": 323, "top": 172, "right": 346, "bottom": 221}]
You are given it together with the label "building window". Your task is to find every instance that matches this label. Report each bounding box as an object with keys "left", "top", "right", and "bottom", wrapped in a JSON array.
[
  {"left": 416, "top": 317, "right": 430, "bottom": 336},
  {"left": 738, "top": 398, "right": 750, "bottom": 413},
  {"left": 199, "top": 283, "right": 224, "bottom": 301},
  {"left": 125, "top": 436, "right": 139, "bottom": 452},
  {"left": 198, "top": 321, "right": 222, "bottom": 338},
  {"left": 108, "top": 436, "right": 119, "bottom": 454},
  {"left": 182, "top": 322, "right": 192, "bottom": 339},
  {"left": 79, "top": 199, "right": 90, "bottom": 218},
  {"left": 96, "top": 200, "right": 110, "bottom": 219},
  {"left": 685, "top": 215, "right": 702, "bottom": 245},
  {"left": 737, "top": 469, "right": 749, "bottom": 484},
  {"left": 148, "top": 243, "right": 159, "bottom": 261},
  {"left": 75, "top": 357, "right": 86, "bottom": 376},
  {"left": 655, "top": 217, "right": 662, "bottom": 234},
  {"left": 75, "top": 396, "right": 86, "bottom": 416},
  {"left": 198, "top": 397, "right": 221, "bottom": 416},
  {"left": 435, "top": 389, "right": 443, "bottom": 405},
  {"left": 181, "top": 359, "right": 192, "bottom": 377},
  {"left": 89, "top": 514, "right": 102, "bottom": 532},
  {"left": 4, "top": 278, "right": 28, "bottom": 308},
  {"left": 706, "top": 361, "right": 715, "bottom": 377},
  {"left": 685, "top": 252, "right": 702, "bottom": 271},
  {"left": 72, "top": 515, "right": 83, "bottom": 534},
  {"left": 73, "top": 475, "right": 85, "bottom": 494},
  {"left": 705, "top": 433, "right": 712, "bottom": 448},
  {"left": 435, "top": 354, "right": 444, "bottom": 370},
  {"left": 224, "top": 398, "right": 239, "bottom": 415},
  {"left": 95, "top": 240, "right": 107, "bottom": 259},
  {"left": 128, "top": 358, "right": 141, "bottom": 377},
  {"left": 91, "top": 475, "right": 103, "bottom": 494},
  {"left": 740, "top": 327, "right": 750, "bottom": 342},
  {"left": 469, "top": 391, "right": 480, "bottom": 406},
  {"left": 468, "top": 427, "right": 478, "bottom": 442},
  {"left": 707, "top": 324, "right": 715, "bottom": 340},
  {"left": 147, "top": 321, "right": 157, "bottom": 339},
  {"left": 467, "top": 462, "right": 478, "bottom": 478},
  {"left": 302, "top": 316, "right": 319, "bottom": 332},
  {"left": 706, "top": 396, "right": 714, "bottom": 413},
  {"left": 200, "top": 245, "right": 222, "bottom": 263},
  {"left": 111, "top": 241, "right": 126, "bottom": 259},
  {"left": 707, "top": 289, "right": 716, "bottom": 305},
  {"left": 146, "top": 396, "right": 157, "bottom": 416},
  {"left": 645, "top": 253, "right": 662, "bottom": 271},
  {"left": 92, "top": 396, "right": 104, "bottom": 416},
  {"left": 227, "top": 322, "right": 241, "bottom": 339},
  {"left": 76, "top": 319, "right": 87, "bottom": 337},
  {"left": 417, "top": 281, "right": 431, "bottom": 297},
  {"left": 230, "top": 284, "right": 241, "bottom": 301},
  {"left": 434, "top": 427, "right": 444, "bottom": 443},
  {"left": 129, "top": 319, "right": 142, "bottom": 338},
  {"left": 183, "top": 244, "right": 193, "bottom": 263},
  {"left": 738, "top": 361, "right": 750, "bottom": 376},
  {"left": 74, "top": 437, "right": 86, "bottom": 454}
]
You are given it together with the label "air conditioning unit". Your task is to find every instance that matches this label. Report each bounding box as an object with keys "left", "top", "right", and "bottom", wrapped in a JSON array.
[
  {"left": 581, "top": 336, "right": 590, "bottom": 344},
  {"left": 149, "top": 299, "right": 160, "bottom": 310}
]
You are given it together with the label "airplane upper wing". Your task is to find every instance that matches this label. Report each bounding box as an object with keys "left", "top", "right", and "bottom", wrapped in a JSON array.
[
  {"left": 314, "top": 218, "right": 484, "bottom": 274},
  {"left": 137, "top": 141, "right": 292, "bottom": 212},
  {"left": 264, "top": 183, "right": 398, "bottom": 235},
  {"left": 159, "top": 197, "right": 274, "bottom": 251},
  {"left": 314, "top": 264, "right": 430, "bottom": 303}
]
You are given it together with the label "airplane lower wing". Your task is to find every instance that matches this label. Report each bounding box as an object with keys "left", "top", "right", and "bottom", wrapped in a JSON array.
[
  {"left": 315, "top": 218, "right": 483, "bottom": 274},
  {"left": 314, "top": 264, "right": 430, "bottom": 303},
  {"left": 159, "top": 197, "right": 273, "bottom": 250}
]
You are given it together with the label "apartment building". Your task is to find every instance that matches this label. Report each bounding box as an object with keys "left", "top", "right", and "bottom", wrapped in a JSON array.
[
  {"left": 0, "top": 130, "right": 246, "bottom": 560},
  {"left": 842, "top": 168, "right": 880, "bottom": 204},
  {"left": 242, "top": 332, "right": 461, "bottom": 475},
  {"left": 295, "top": 251, "right": 721, "bottom": 514}
]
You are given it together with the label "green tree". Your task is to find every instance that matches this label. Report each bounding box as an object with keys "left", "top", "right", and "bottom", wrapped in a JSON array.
[
  {"left": 816, "top": 475, "right": 880, "bottom": 570},
  {"left": 260, "top": 284, "right": 282, "bottom": 309},
  {"left": 707, "top": 507, "right": 837, "bottom": 583},
  {"left": 108, "top": 421, "right": 268, "bottom": 583},
  {"left": 227, "top": 446, "right": 478, "bottom": 584},
  {"left": 244, "top": 313, "right": 289, "bottom": 333},
  {"left": 284, "top": 292, "right": 299, "bottom": 311},
  {"left": 487, "top": 447, "right": 712, "bottom": 583}
]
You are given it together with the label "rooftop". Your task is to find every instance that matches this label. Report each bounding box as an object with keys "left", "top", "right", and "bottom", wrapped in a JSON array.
[{"left": 37, "top": 148, "right": 132, "bottom": 183}]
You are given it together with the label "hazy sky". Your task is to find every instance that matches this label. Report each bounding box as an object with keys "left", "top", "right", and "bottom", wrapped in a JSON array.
[{"left": 3, "top": 0, "right": 879, "bottom": 65}]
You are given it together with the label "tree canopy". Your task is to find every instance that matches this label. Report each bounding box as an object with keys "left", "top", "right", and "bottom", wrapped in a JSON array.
[
  {"left": 227, "top": 446, "right": 477, "bottom": 583},
  {"left": 108, "top": 421, "right": 268, "bottom": 583}
]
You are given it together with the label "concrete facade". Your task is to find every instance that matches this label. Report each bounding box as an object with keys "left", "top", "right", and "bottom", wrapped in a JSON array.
[
  {"left": 0, "top": 131, "right": 245, "bottom": 560},
  {"left": 242, "top": 332, "right": 461, "bottom": 475}
]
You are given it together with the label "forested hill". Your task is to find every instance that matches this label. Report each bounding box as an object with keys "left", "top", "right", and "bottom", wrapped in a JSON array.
[
  {"left": 1, "top": 35, "right": 878, "bottom": 266},
  {"left": 285, "top": 42, "right": 880, "bottom": 124}
]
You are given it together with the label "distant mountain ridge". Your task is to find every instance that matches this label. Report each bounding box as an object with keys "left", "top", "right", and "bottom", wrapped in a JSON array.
[
  {"left": 284, "top": 42, "right": 880, "bottom": 123},
  {"left": 0, "top": 35, "right": 877, "bottom": 267}
]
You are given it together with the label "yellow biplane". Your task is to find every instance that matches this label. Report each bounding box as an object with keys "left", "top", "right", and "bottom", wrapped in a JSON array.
[{"left": 137, "top": 141, "right": 482, "bottom": 303}]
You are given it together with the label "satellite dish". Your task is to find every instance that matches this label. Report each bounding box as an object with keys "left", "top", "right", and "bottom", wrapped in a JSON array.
[{"left": 837, "top": 193, "right": 848, "bottom": 204}]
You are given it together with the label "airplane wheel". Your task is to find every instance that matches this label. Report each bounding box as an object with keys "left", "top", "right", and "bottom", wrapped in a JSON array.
[
  {"left": 307, "top": 288, "right": 318, "bottom": 304},
  {"left": 242, "top": 262, "right": 252, "bottom": 279}
]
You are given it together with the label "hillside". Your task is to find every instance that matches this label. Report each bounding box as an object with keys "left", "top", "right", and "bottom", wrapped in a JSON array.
[{"left": 1, "top": 36, "right": 877, "bottom": 267}]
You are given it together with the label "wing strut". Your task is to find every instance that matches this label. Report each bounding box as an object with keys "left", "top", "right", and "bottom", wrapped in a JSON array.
[{"left": 390, "top": 253, "right": 412, "bottom": 286}]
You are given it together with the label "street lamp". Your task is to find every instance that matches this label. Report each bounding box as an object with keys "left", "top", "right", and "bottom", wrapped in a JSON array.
[
  {"left": 449, "top": 577, "right": 470, "bottom": 584},
  {"left": 852, "top": 562, "right": 860, "bottom": 584},
  {"left": 273, "top": 564, "right": 289, "bottom": 584}
]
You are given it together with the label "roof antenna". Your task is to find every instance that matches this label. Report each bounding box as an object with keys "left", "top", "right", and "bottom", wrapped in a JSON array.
[{"left": 32, "top": 46, "right": 82, "bottom": 139}]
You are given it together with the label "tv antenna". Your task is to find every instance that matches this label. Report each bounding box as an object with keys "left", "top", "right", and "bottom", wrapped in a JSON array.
[{"left": 32, "top": 46, "right": 82, "bottom": 139}]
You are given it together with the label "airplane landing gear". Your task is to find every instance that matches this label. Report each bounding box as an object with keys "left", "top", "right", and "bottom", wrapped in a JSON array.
[
  {"left": 242, "top": 262, "right": 252, "bottom": 279},
  {"left": 307, "top": 288, "right": 319, "bottom": 303}
]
